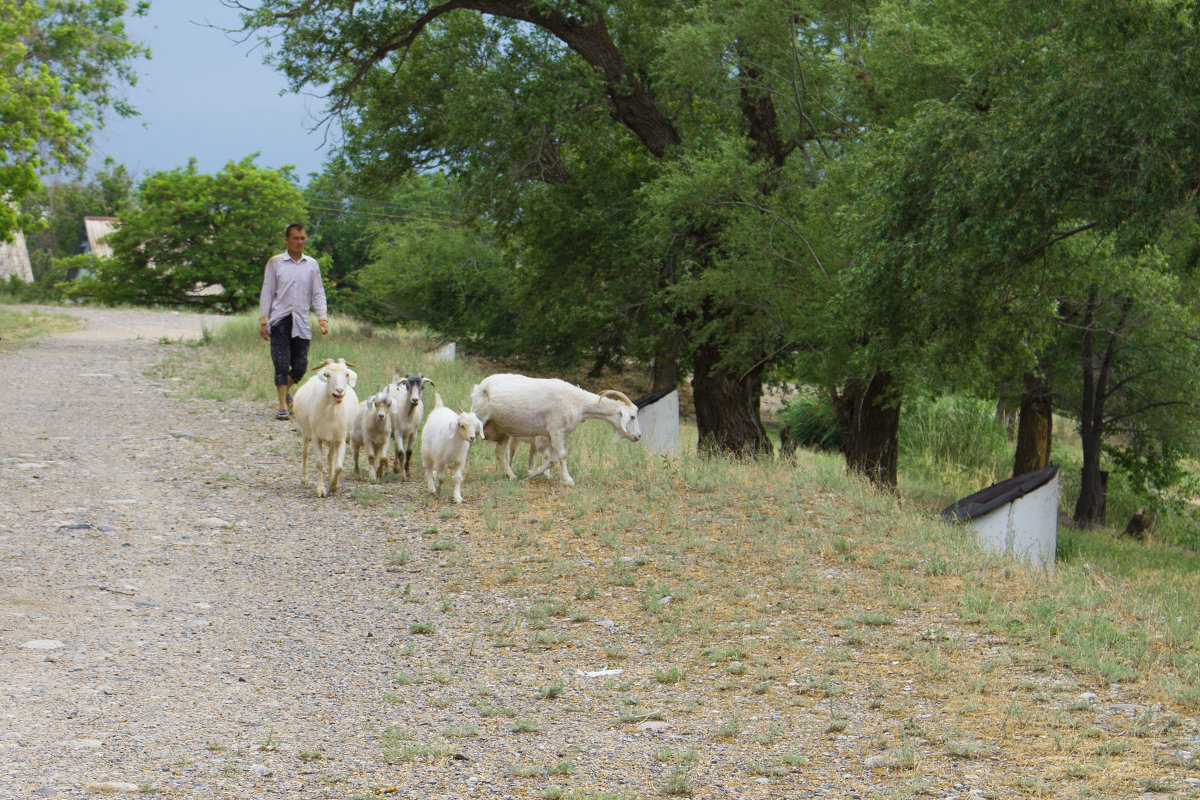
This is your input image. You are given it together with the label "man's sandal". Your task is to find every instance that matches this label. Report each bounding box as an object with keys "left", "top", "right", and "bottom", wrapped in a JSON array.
[{"left": 275, "top": 409, "right": 291, "bottom": 421}]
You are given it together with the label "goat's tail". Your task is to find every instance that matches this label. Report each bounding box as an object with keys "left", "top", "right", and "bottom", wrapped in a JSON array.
[{"left": 432, "top": 393, "right": 444, "bottom": 409}]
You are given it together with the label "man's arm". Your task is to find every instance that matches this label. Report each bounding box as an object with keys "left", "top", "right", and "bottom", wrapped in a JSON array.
[
  {"left": 259, "top": 256, "right": 277, "bottom": 341},
  {"left": 311, "top": 260, "right": 329, "bottom": 335}
]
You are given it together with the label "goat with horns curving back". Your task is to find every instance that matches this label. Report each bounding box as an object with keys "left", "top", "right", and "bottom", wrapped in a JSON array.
[{"left": 469, "top": 373, "right": 641, "bottom": 486}]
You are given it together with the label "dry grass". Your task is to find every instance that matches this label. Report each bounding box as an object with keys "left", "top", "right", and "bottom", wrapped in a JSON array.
[
  {"left": 0, "top": 305, "right": 80, "bottom": 353},
  {"left": 176, "top": 313, "right": 1200, "bottom": 798}
]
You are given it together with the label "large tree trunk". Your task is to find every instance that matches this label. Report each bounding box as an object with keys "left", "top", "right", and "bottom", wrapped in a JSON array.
[
  {"left": 1013, "top": 373, "right": 1053, "bottom": 477},
  {"left": 652, "top": 359, "right": 678, "bottom": 392},
  {"left": 1072, "top": 288, "right": 1127, "bottom": 527},
  {"left": 831, "top": 372, "right": 900, "bottom": 490},
  {"left": 692, "top": 341, "right": 771, "bottom": 456}
]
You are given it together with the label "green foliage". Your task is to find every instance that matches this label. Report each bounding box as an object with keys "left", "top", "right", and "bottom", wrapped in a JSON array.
[
  {"left": 0, "top": 0, "right": 148, "bottom": 240},
  {"left": 779, "top": 393, "right": 841, "bottom": 453},
  {"left": 21, "top": 161, "right": 134, "bottom": 278},
  {"left": 86, "top": 156, "right": 305, "bottom": 311},
  {"left": 900, "top": 395, "right": 1012, "bottom": 492}
]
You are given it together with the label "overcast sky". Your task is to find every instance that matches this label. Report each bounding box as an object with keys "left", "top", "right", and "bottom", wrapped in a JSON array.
[{"left": 86, "top": 1, "right": 335, "bottom": 184}]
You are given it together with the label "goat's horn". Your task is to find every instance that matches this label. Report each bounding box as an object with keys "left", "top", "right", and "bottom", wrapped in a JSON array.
[
  {"left": 310, "top": 358, "right": 334, "bottom": 371},
  {"left": 599, "top": 389, "right": 634, "bottom": 407},
  {"left": 344, "top": 361, "right": 357, "bottom": 369}
]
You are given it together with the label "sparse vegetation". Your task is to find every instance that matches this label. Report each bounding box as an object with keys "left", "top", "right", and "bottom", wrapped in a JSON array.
[{"left": 151, "top": 313, "right": 1200, "bottom": 798}]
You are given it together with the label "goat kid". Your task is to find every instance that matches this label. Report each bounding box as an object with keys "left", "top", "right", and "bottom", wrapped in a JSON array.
[
  {"left": 350, "top": 385, "right": 395, "bottom": 481},
  {"left": 420, "top": 393, "right": 484, "bottom": 504}
]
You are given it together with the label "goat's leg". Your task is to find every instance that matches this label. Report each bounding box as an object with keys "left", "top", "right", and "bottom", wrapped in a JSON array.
[
  {"left": 301, "top": 436, "right": 311, "bottom": 484},
  {"left": 329, "top": 440, "right": 347, "bottom": 495},
  {"left": 352, "top": 442, "right": 361, "bottom": 475},
  {"left": 426, "top": 467, "right": 439, "bottom": 496},
  {"left": 404, "top": 447, "right": 414, "bottom": 479},
  {"left": 313, "top": 440, "right": 329, "bottom": 497},
  {"left": 451, "top": 465, "right": 464, "bottom": 503},
  {"left": 528, "top": 434, "right": 560, "bottom": 480},
  {"left": 494, "top": 440, "right": 518, "bottom": 480},
  {"left": 541, "top": 433, "right": 573, "bottom": 486},
  {"left": 374, "top": 445, "right": 388, "bottom": 480}
]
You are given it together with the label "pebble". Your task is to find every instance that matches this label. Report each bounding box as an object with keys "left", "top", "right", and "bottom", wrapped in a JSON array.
[
  {"left": 82, "top": 782, "right": 139, "bottom": 794},
  {"left": 1079, "top": 692, "right": 1099, "bottom": 701},
  {"left": 59, "top": 739, "right": 103, "bottom": 749},
  {"left": 22, "top": 640, "right": 64, "bottom": 650},
  {"left": 577, "top": 668, "right": 623, "bottom": 678},
  {"left": 637, "top": 720, "right": 671, "bottom": 732}
]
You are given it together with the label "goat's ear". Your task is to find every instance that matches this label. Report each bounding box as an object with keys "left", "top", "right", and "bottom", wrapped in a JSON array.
[{"left": 347, "top": 370, "right": 358, "bottom": 388}]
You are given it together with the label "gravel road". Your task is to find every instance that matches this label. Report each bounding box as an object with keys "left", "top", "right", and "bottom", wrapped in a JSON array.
[{"left": 1, "top": 308, "right": 410, "bottom": 798}]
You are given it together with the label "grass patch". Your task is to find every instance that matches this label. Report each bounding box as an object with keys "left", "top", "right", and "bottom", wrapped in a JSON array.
[
  {"left": 170, "top": 314, "right": 1200, "bottom": 797},
  {"left": 0, "top": 306, "right": 80, "bottom": 352}
]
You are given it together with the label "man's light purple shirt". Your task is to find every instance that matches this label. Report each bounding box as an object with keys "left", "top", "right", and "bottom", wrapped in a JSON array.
[{"left": 259, "top": 251, "right": 327, "bottom": 340}]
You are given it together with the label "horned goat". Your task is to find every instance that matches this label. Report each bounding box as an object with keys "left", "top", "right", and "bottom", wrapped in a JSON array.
[
  {"left": 388, "top": 372, "right": 434, "bottom": 479},
  {"left": 350, "top": 385, "right": 395, "bottom": 481},
  {"left": 420, "top": 394, "right": 484, "bottom": 503},
  {"left": 292, "top": 358, "right": 358, "bottom": 497},
  {"left": 469, "top": 373, "right": 640, "bottom": 486}
]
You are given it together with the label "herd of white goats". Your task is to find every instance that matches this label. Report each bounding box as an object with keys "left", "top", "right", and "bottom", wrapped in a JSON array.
[{"left": 291, "top": 358, "right": 643, "bottom": 501}]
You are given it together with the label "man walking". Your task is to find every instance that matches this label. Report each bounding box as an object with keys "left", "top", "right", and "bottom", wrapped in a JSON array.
[{"left": 259, "top": 223, "right": 329, "bottom": 420}]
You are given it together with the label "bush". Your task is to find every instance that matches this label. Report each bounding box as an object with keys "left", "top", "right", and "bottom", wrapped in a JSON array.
[
  {"left": 779, "top": 392, "right": 842, "bottom": 453},
  {"left": 900, "top": 394, "right": 1011, "bottom": 491}
]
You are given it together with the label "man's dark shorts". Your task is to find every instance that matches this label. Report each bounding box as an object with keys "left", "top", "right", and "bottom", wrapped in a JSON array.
[{"left": 269, "top": 316, "right": 310, "bottom": 387}]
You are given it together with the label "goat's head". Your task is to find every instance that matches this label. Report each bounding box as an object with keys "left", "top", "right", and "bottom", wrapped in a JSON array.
[
  {"left": 457, "top": 411, "right": 484, "bottom": 444},
  {"left": 314, "top": 358, "right": 357, "bottom": 403},
  {"left": 402, "top": 372, "right": 435, "bottom": 410},
  {"left": 599, "top": 390, "right": 641, "bottom": 442},
  {"left": 371, "top": 386, "right": 392, "bottom": 420}
]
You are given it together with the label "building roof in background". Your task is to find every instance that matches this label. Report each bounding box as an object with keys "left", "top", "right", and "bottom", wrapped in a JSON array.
[
  {"left": 0, "top": 232, "right": 33, "bottom": 283},
  {"left": 83, "top": 216, "right": 119, "bottom": 259}
]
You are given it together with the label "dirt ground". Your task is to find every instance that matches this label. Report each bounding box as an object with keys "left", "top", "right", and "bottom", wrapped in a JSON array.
[{"left": 1, "top": 306, "right": 1197, "bottom": 799}]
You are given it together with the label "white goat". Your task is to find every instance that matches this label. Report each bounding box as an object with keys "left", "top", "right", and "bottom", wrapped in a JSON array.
[
  {"left": 420, "top": 393, "right": 484, "bottom": 503},
  {"left": 350, "top": 385, "right": 395, "bottom": 481},
  {"left": 292, "top": 358, "right": 359, "bottom": 497},
  {"left": 388, "top": 372, "right": 434, "bottom": 479},
  {"left": 469, "top": 373, "right": 641, "bottom": 486}
]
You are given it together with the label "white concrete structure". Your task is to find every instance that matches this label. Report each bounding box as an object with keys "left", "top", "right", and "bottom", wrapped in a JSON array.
[
  {"left": 941, "top": 465, "right": 1059, "bottom": 570},
  {"left": 429, "top": 342, "right": 456, "bottom": 361},
  {"left": 83, "top": 216, "right": 118, "bottom": 258},
  {"left": 634, "top": 388, "right": 680, "bottom": 457},
  {"left": 0, "top": 232, "right": 33, "bottom": 283}
]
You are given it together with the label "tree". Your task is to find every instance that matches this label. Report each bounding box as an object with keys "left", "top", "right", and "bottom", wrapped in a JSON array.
[
  {"left": 1043, "top": 241, "right": 1200, "bottom": 526},
  {"left": 87, "top": 156, "right": 306, "bottom": 310},
  {"left": 0, "top": 0, "right": 148, "bottom": 240},
  {"left": 821, "top": 0, "right": 1200, "bottom": 489},
  {"left": 239, "top": 0, "right": 873, "bottom": 457},
  {"left": 21, "top": 160, "right": 134, "bottom": 278}
]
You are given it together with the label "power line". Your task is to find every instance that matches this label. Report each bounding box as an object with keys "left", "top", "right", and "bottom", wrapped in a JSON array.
[{"left": 305, "top": 203, "right": 458, "bottom": 226}]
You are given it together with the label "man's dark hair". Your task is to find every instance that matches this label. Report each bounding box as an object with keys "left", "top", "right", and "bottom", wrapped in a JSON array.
[{"left": 285, "top": 223, "right": 306, "bottom": 237}]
